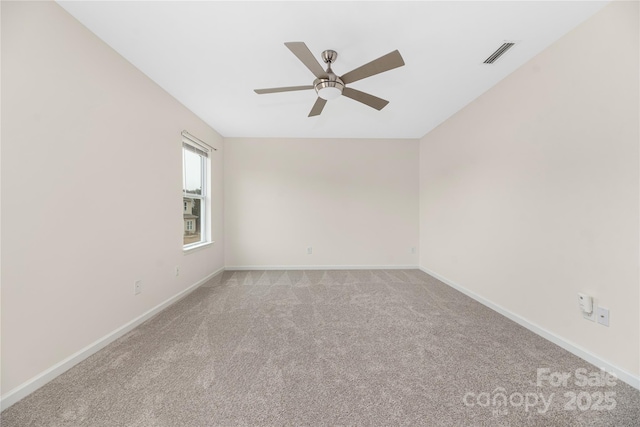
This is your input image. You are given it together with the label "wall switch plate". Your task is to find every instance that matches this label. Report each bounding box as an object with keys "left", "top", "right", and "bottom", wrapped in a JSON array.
[
  {"left": 307, "top": 247, "right": 312, "bottom": 255},
  {"left": 411, "top": 247, "right": 416, "bottom": 254},
  {"left": 597, "top": 307, "right": 610, "bottom": 327},
  {"left": 134, "top": 280, "right": 142, "bottom": 295},
  {"left": 175, "top": 266, "right": 180, "bottom": 277}
]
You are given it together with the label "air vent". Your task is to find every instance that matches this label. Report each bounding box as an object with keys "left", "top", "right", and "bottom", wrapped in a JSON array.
[{"left": 483, "top": 42, "right": 516, "bottom": 64}]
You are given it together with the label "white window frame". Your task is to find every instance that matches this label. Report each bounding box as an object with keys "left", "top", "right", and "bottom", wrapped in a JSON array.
[{"left": 182, "top": 134, "right": 211, "bottom": 251}]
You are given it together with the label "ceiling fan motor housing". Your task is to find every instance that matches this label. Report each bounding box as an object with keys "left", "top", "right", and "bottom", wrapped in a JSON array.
[{"left": 314, "top": 76, "right": 344, "bottom": 100}]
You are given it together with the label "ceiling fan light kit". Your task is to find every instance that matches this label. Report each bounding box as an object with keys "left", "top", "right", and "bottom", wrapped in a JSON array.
[
  {"left": 315, "top": 80, "right": 344, "bottom": 100},
  {"left": 254, "top": 42, "right": 405, "bottom": 117}
]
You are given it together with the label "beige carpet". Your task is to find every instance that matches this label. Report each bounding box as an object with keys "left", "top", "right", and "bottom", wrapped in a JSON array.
[{"left": 2, "top": 269, "right": 639, "bottom": 426}]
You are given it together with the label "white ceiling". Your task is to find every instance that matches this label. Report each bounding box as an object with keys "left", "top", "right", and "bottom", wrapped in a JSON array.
[{"left": 57, "top": 1, "right": 609, "bottom": 139}]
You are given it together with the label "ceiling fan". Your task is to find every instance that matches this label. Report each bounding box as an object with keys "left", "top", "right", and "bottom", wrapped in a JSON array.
[{"left": 254, "top": 42, "right": 405, "bottom": 117}]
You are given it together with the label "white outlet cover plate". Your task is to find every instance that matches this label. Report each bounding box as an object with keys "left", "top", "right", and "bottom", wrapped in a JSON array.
[{"left": 597, "top": 307, "right": 610, "bottom": 327}]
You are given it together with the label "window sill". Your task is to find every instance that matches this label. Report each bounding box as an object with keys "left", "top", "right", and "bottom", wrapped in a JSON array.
[{"left": 183, "top": 241, "right": 214, "bottom": 255}]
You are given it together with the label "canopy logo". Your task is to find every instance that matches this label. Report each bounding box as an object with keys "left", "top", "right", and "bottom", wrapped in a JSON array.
[{"left": 462, "top": 367, "right": 618, "bottom": 417}]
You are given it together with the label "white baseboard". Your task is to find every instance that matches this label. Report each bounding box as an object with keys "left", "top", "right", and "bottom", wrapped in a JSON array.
[
  {"left": 419, "top": 266, "right": 640, "bottom": 391},
  {"left": 226, "top": 265, "right": 419, "bottom": 270},
  {"left": 0, "top": 267, "right": 225, "bottom": 411}
]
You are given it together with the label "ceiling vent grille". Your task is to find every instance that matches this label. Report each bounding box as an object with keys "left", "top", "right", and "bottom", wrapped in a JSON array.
[{"left": 483, "top": 42, "right": 516, "bottom": 64}]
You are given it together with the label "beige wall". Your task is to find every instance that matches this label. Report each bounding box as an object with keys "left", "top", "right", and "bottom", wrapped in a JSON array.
[
  {"left": 1, "top": 1, "right": 224, "bottom": 394},
  {"left": 419, "top": 0, "right": 639, "bottom": 376},
  {"left": 225, "top": 138, "right": 419, "bottom": 268}
]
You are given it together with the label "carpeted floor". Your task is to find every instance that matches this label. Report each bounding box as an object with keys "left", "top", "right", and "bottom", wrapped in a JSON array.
[{"left": 2, "top": 269, "right": 639, "bottom": 426}]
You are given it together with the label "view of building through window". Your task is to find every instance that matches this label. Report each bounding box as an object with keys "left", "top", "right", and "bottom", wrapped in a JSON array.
[{"left": 183, "top": 197, "right": 201, "bottom": 245}]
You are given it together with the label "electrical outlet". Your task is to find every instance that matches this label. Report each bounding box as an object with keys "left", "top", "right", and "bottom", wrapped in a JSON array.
[
  {"left": 597, "top": 307, "right": 610, "bottom": 327},
  {"left": 175, "top": 266, "right": 180, "bottom": 277},
  {"left": 134, "top": 280, "right": 142, "bottom": 295},
  {"left": 307, "top": 247, "right": 312, "bottom": 255}
]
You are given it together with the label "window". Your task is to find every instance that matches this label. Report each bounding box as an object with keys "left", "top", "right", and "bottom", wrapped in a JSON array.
[{"left": 182, "top": 134, "right": 210, "bottom": 248}]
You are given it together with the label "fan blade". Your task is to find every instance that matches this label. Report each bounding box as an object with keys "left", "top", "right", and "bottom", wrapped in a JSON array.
[
  {"left": 342, "top": 87, "right": 389, "bottom": 111},
  {"left": 254, "top": 85, "right": 314, "bottom": 94},
  {"left": 308, "top": 97, "right": 327, "bottom": 117},
  {"left": 340, "top": 50, "right": 405, "bottom": 84},
  {"left": 285, "top": 42, "right": 327, "bottom": 79}
]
